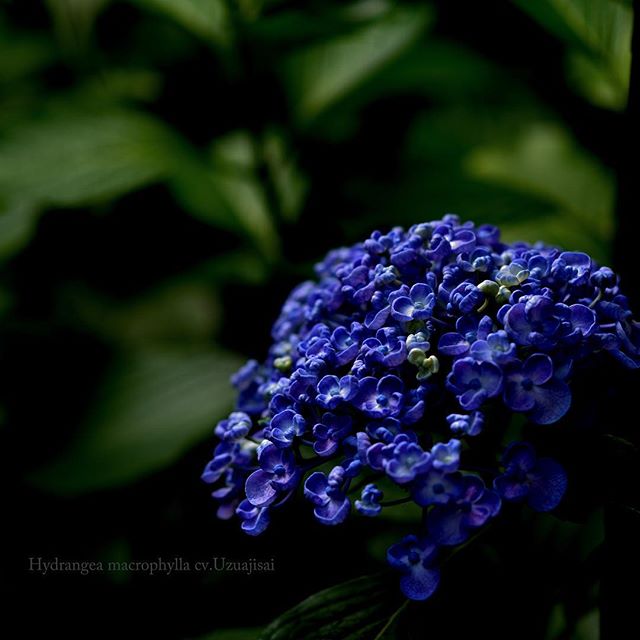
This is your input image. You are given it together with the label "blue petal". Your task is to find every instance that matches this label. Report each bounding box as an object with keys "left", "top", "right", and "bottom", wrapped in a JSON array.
[
  {"left": 391, "top": 297, "right": 414, "bottom": 322},
  {"left": 528, "top": 379, "right": 571, "bottom": 424},
  {"left": 400, "top": 567, "right": 441, "bottom": 601},
  {"left": 245, "top": 470, "right": 278, "bottom": 507},
  {"left": 315, "top": 496, "right": 350, "bottom": 525},
  {"left": 428, "top": 505, "right": 467, "bottom": 545},
  {"left": 438, "top": 332, "right": 469, "bottom": 356},
  {"left": 527, "top": 458, "right": 568, "bottom": 511},
  {"left": 523, "top": 354, "right": 553, "bottom": 385},
  {"left": 504, "top": 378, "right": 535, "bottom": 412},
  {"left": 494, "top": 475, "right": 530, "bottom": 501},
  {"left": 303, "top": 471, "right": 329, "bottom": 504}
]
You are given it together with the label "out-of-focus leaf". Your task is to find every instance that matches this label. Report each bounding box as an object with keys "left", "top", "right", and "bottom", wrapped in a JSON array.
[
  {"left": 344, "top": 39, "right": 519, "bottom": 107},
  {"left": 263, "top": 130, "right": 307, "bottom": 223},
  {"left": 45, "top": 0, "right": 110, "bottom": 53},
  {"left": 0, "top": 111, "right": 279, "bottom": 261},
  {"left": 132, "top": 0, "right": 232, "bottom": 47},
  {"left": 465, "top": 122, "right": 614, "bottom": 258},
  {"left": 60, "top": 281, "right": 221, "bottom": 347},
  {"left": 0, "top": 201, "right": 40, "bottom": 262},
  {"left": 0, "top": 28, "right": 54, "bottom": 84},
  {"left": 197, "top": 250, "right": 270, "bottom": 285},
  {"left": 513, "top": 0, "right": 633, "bottom": 110},
  {"left": 500, "top": 217, "right": 609, "bottom": 262},
  {"left": 0, "top": 110, "right": 179, "bottom": 207},
  {"left": 346, "top": 106, "right": 567, "bottom": 241},
  {"left": 574, "top": 610, "right": 600, "bottom": 640},
  {"left": 545, "top": 604, "right": 567, "bottom": 640},
  {"left": 173, "top": 131, "right": 280, "bottom": 260},
  {"left": 78, "top": 68, "right": 164, "bottom": 103},
  {"left": 249, "top": 1, "right": 397, "bottom": 48},
  {"left": 282, "top": 6, "right": 431, "bottom": 123},
  {"left": 260, "top": 574, "right": 403, "bottom": 640},
  {"left": 212, "top": 171, "right": 278, "bottom": 255},
  {"left": 29, "top": 347, "right": 243, "bottom": 493}
]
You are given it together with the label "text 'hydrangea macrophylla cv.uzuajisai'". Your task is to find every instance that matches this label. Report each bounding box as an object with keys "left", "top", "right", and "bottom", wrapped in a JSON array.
[{"left": 202, "top": 215, "right": 640, "bottom": 601}]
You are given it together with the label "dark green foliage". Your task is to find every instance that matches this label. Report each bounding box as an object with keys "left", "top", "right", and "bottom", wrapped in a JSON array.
[{"left": 0, "top": 1, "right": 634, "bottom": 638}]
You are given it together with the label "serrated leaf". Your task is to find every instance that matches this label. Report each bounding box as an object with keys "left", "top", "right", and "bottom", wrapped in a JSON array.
[
  {"left": 29, "top": 347, "right": 243, "bottom": 494},
  {"left": 132, "top": 0, "right": 232, "bottom": 47},
  {"left": 0, "top": 110, "right": 179, "bottom": 207},
  {"left": 260, "top": 574, "right": 403, "bottom": 640},
  {"left": 283, "top": 6, "right": 431, "bottom": 123},
  {"left": 513, "top": 0, "right": 633, "bottom": 110}
]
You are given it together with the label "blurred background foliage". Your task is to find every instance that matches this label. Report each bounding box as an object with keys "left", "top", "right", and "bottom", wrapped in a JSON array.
[{"left": 0, "top": 0, "right": 633, "bottom": 638}]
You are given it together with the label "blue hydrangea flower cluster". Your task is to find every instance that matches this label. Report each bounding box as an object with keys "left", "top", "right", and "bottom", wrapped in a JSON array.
[{"left": 202, "top": 215, "right": 640, "bottom": 600}]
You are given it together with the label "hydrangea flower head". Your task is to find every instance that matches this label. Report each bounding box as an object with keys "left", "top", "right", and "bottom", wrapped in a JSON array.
[{"left": 202, "top": 215, "right": 640, "bottom": 601}]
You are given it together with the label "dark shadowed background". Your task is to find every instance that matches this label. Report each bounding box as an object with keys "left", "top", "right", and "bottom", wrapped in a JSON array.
[{"left": 1, "top": 1, "right": 637, "bottom": 638}]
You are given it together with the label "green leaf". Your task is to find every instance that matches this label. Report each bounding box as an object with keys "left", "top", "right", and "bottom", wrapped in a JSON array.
[
  {"left": 59, "top": 281, "right": 221, "bottom": 347},
  {"left": 29, "top": 347, "right": 243, "bottom": 494},
  {"left": 260, "top": 574, "right": 403, "bottom": 640},
  {"left": 465, "top": 122, "right": 614, "bottom": 260},
  {"left": 0, "top": 111, "right": 280, "bottom": 261},
  {"left": 0, "top": 109, "right": 179, "bottom": 207},
  {"left": 0, "top": 201, "right": 40, "bottom": 262},
  {"left": 45, "top": 0, "right": 111, "bottom": 53},
  {"left": 513, "top": 0, "right": 633, "bottom": 110},
  {"left": 78, "top": 68, "right": 163, "bottom": 104},
  {"left": 196, "top": 250, "right": 270, "bottom": 285},
  {"left": 170, "top": 131, "right": 280, "bottom": 261},
  {"left": 282, "top": 6, "right": 432, "bottom": 123},
  {"left": 0, "top": 27, "right": 54, "bottom": 84},
  {"left": 132, "top": 0, "right": 232, "bottom": 47},
  {"left": 262, "top": 129, "right": 308, "bottom": 223}
]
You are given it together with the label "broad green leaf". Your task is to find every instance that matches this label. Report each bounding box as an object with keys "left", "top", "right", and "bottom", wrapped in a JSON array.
[
  {"left": 499, "top": 217, "right": 609, "bottom": 262},
  {"left": 337, "top": 39, "right": 521, "bottom": 109},
  {"left": 0, "top": 28, "right": 54, "bottom": 84},
  {"left": 60, "top": 281, "right": 221, "bottom": 347},
  {"left": 465, "top": 122, "right": 614, "bottom": 260},
  {"left": 0, "top": 110, "right": 179, "bottom": 207},
  {"left": 283, "top": 6, "right": 431, "bottom": 123},
  {"left": 29, "top": 347, "right": 243, "bottom": 493},
  {"left": 513, "top": 0, "right": 633, "bottom": 110},
  {"left": 45, "top": 0, "right": 110, "bottom": 53},
  {"left": 574, "top": 610, "right": 600, "bottom": 640},
  {"left": 132, "top": 0, "right": 232, "bottom": 47},
  {"left": 346, "top": 106, "right": 587, "bottom": 250},
  {"left": 0, "top": 111, "right": 279, "bottom": 260},
  {"left": 260, "top": 574, "right": 403, "bottom": 640},
  {"left": 0, "top": 201, "right": 40, "bottom": 261}
]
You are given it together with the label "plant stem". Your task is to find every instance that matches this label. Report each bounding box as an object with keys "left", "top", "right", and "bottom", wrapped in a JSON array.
[{"left": 373, "top": 599, "right": 410, "bottom": 640}]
